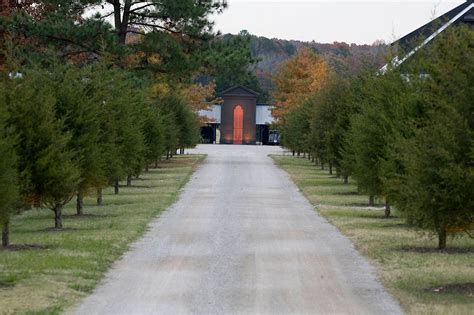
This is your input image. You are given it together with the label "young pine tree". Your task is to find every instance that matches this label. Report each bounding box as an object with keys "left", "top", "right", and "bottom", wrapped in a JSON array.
[
  {"left": 54, "top": 66, "right": 105, "bottom": 215},
  {"left": 345, "top": 70, "right": 408, "bottom": 214},
  {"left": 388, "top": 26, "right": 474, "bottom": 249},
  {"left": 8, "top": 69, "right": 79, "bottom": 229},
  {"left": 142, "top": 104, "right": 165, "bottom": 171},
  {"left": 0, "top": 80, "right": 19, "bottom": 247}
]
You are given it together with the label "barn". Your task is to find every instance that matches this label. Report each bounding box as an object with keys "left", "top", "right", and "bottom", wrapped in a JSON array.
[{"left": 199, "top": 86, "right": 276, "bottom": 145}]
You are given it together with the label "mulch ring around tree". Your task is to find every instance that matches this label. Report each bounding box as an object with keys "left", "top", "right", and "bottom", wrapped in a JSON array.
[{"left": 426, "top": 283, "right": 474, "bottom": 297}]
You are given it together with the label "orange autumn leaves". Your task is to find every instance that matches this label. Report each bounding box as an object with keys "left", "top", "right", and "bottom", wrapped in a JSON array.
[
  {"left": 272, "top": 47, "right": 328, "bottom": 123},
  {"left": 152, "top": 78, "right": 220, "bottom": 124}
]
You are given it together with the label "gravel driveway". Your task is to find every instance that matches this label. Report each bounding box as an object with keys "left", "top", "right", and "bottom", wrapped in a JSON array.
[{"left": 75, "top": 145, "right": 402, "bottom": 315}]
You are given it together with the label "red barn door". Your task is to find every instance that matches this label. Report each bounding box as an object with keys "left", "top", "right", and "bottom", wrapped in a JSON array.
[{"left": 233, "top": 105, "right": 243, "bottom": 144}]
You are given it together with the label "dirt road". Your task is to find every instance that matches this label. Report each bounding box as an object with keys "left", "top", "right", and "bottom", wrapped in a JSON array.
[{"left": 75, "top": 145, "right": 402, "bottom": 314}]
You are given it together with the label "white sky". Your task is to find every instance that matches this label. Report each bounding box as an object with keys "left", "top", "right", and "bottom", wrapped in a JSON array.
[{"left": 212, "top": 0, "right": 466, "bottom": 44}]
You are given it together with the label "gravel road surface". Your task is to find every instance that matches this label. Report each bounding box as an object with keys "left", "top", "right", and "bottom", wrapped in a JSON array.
[{"left": 75, "top": 145, "right": 402, "bottom": 315}]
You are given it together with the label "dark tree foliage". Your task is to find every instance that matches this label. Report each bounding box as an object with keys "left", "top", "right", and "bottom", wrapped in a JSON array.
[
  {"left": 142, "top": 103, "right": 165, "bottom": 171},
  {"left": 276, "top": 25, "right": 472, "bottom": 249},
  {"left": 6, "top": 68, "right": 80, "bottom": 229},
  {"left": 1, "top": 1, "right": 228, "bottom": 78},
  {"left": 387, "top": 26, "right": 474, "bottom": 248},
  {"left": 156, "top": 91, "right": 200, "bottom": 156},
  {"left": 0, "top": 77, "right": 19, "bottom": 246},
  {"left": 200, "top": 30, "right": 265, "bottom": 101},
  {"left": 100, "top": 69, "right": 145, "bottom": 190},
  {"left": 51, "top": 65, "right": 106, "bottom": 215},
  {"left": 280, "top": 101, "right": 311, "bottom": 155},
  {"left": 308, "top": 76, "right": 345, "bottom": 174},
  {"left": 345, "top": 70, "right": 408, "bottom": 212}
]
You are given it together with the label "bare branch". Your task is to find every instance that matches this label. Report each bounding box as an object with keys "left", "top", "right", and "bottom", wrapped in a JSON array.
[
  {"left": 129, "top": 3, "right": 155, "bottom": 13},
  {"left": 97, "top": 11, "right": 115, "bottom": 19},
  {"left": 128, "top": 21, "right": 180, "bottom": 34}
]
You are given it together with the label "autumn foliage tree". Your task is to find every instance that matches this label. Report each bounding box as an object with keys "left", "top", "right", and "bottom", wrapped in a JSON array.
[{"left": 272, "top": 47, "right": 328, "bottom": 123}]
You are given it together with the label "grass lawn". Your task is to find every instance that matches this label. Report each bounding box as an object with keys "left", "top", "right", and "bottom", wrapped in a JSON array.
[
  {"left": 0, "top": 154, "right": 204, "bottom": 314},
  {"left": 272, "top": 154, "right": 474, "bottom": 315}
]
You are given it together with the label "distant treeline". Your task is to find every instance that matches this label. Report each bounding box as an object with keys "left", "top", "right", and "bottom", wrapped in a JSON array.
[{"left": 239, "top": 33, "right": 389, "bottom": 100}]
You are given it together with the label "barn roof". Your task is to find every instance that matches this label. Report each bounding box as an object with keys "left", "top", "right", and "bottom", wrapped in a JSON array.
[
  {"left": 380, "top": 0, "right": 474, "bottom": 73},
  {"left": 219, "top": 85, "right": 260, "bottom": 97},
  {"left": 394, "top": 0, "right": 474, "bottom": 53}
]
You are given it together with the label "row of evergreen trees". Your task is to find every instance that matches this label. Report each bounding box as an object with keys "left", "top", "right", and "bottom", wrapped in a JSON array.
[
  {"left": 279, "top": 26, "right": 473, "bottom": 249},
  {"left": 0, "top": 63, "right": 200, "bottom": 247},
  {"left": 0, "top": 0, "right": 265, "bottom": 249}
]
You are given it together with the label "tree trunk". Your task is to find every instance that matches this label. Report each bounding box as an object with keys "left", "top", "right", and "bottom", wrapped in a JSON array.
[
  {"left": 385, "top": 198, "right": 391, "bottom": 217},
  {"left": 297, "top": 152, "right": 300, "bottom": 157},
  {"left": 292, "top": 151, "right": 295, "bottom": 156},
  {"left": 308, "top": 153, "right": 311, "bottom": 160},
  {"left": 166, "top": 152, "right": 170, "bottom": 160},
  {"left": 369, "top": 195, "right": 375, "bottom": 207},
  {"left": 329, "top": 162, "right": 333, "bottom": 175},
  {"left": 97, "top": 188, "right": 103, "bottom": 206},
  {"left": 155, "top": 160, "right": 158, "bottom": 168},
  {"left": 116, "top": 2, "right": 132, "bottom": 44},
  {"left": 145, "top": 163, "right": 149, "bottom": 172},
  {"left": 126, "top": 175, "right": 132, "bottom": 187},
  {"left": 33, "top": 196, "right": 41, "bottom": 208},
  {"left": 303, "top": 152, "right": 306, "bottom": 158},
  {"left": 114, "top": 181, "right": 119, "bottom": 194},
  {"left": 54, "top": 205, "right": 63, "bottom": 229},
  {"left": 311, "top": 156, "right": 315, "bottom": 163},
  {"left": 2, "top": 219, "right": 9, "bottom": 248},
  {"left": 438, "top": 229, "right": 447, "bottom": 250},
  {"left": 344, "top": 176, "right": 349, "bottom": 184},
  {"left": 76, "top": 192, "right": 84, "bottom": 216}
]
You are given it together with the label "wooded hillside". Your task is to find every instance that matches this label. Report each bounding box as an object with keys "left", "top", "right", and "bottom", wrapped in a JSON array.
[{"left": 243, "top": 34, "right": 389, "bottom": 99}]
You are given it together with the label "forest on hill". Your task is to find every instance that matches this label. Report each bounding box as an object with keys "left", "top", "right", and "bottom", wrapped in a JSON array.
[{"left": 237, "top": 33, "right": 389, "bottom": 101}]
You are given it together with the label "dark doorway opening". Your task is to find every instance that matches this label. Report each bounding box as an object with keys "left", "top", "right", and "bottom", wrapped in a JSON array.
[
  {"left": 201, "top": 126, "right": 214, "bottom": 144},
  {"left": 261, "top": 125, "right": 270, "bottom": 145}
]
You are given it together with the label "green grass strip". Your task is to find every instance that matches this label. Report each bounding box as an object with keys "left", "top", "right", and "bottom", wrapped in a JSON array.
[
  {"left": 0, "top": 155, "right": 205, "bottom": 314},
  {"left": 271, "top": 154, "right": 474, "bottom": 315}
]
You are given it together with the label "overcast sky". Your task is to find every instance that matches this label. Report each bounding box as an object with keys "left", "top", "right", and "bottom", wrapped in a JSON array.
[{"left": 212, "top": 0, "right": 466, "bottom": 44}]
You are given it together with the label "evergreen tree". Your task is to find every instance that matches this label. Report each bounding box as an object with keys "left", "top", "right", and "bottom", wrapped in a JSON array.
[
  {"left": 337, "top": 69, "right": 378, "bottom": 183},
  {"left": 200, "top": 30, "right": 264, "bottom": 101},
  {"left": 0, "top": 78, "right": 19, "bottom": 247},
  {"left": 7, "top": 69, "right": 80, "bottom": 229},
  {"left": 280, "top": 101, "right": 311, "bottom": 156},
  {"left": 345, "top": 70, "right": 407, "bottom": 212},
  {"left": 53, "top": 65, "right": 106, "bottom": 215},
  {"left": 94, "top": 68, "right": 145, "bottom": 192},
  {"left": 157, "top": 91, "right": 199, "bottom": 158},
  {"left": 142, "top": 104, "right": 165, "bottom": 171},
  {"left": 388, "top": 26, "right": 474, "bottom": 248},
  {"left": 308, "top": 78, "right": 343, "bottom": 173},
  {"left": 2, "top": 1, "right": 228, "bottom": 78}
]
